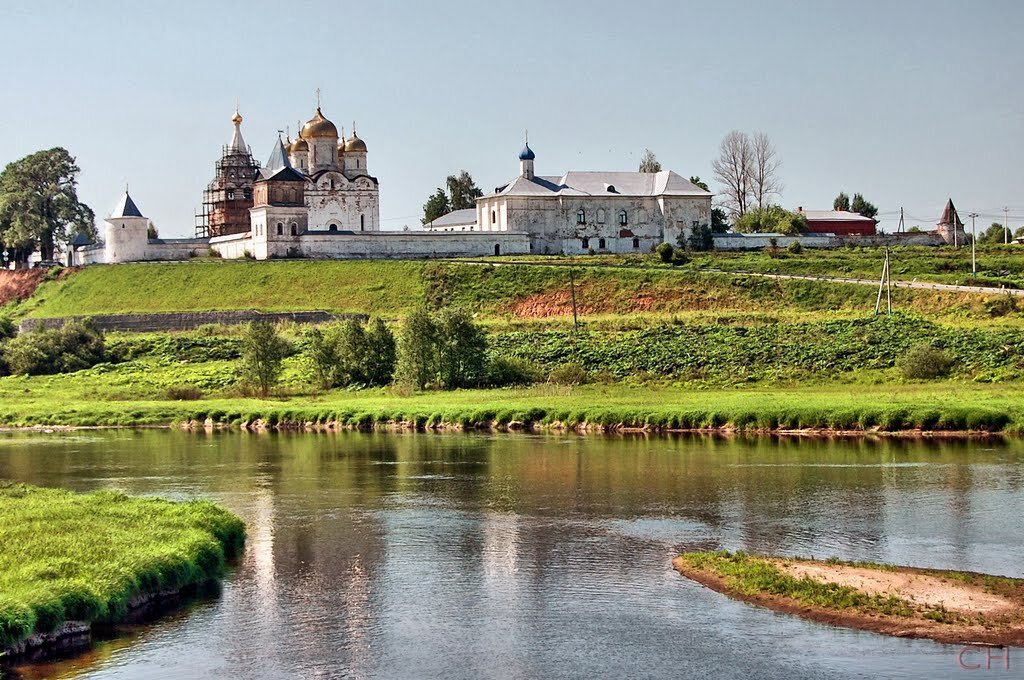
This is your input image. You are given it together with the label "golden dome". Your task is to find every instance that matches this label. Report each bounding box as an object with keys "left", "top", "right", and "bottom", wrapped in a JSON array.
[
  {"left": 300, "top": 107, "right": 338, "bottom": 139},
  {"left": 344, "top": 134, "right": 367, "bottom": 152},
  {"left": 231, "top": 110, "right": 243, "bottom": 125},
  {"left": 291, "top": 137, "right": 309, "bottom": 152}
]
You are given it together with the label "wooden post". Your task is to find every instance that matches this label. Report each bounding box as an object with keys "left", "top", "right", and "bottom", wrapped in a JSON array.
[
  {"left": 569, "top": 268, "right": 579, "bottom": 332},
  {"left": 885, "top": 247, "right": 892, "bottom": 316},
  {"left": 874, "top": 251, "right": 886, "bottom": 318}
]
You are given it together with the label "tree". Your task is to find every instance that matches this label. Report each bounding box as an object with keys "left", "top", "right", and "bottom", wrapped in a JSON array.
[
  {"left": 364, "top": 317, "right": 396, "bottom": 386},
  {"left": 733, "top": 205, "right": 807, "bottom": 236},
  {"left": 683, "top": 223, "right": 713, "bottom": 252},
  {"left": 147, "top": 222, "right": 158, "bottom": 240},
  {"left": 395, "top": 306, "right": 439, "bottom": 389},
  {"left": 749, "top": 131, "right": 782, "bottom": 210},
  {"left": 422, "top": 188, "right": 450, "bottom": 225},
  {"left": 336, "top": 318, "right": 369, "bottom": 385},
  {"left": 850, "top": 193, "right": 878, "bottom": 219},
  {"left": 0, "top": 148, "right": 95, "bottom": 264},
  {"left": 711, "top": 131, "right": 753, "bottom": 219},
  {"left": 446, "top": 171, "right": 483, "bottom": 211},
  {"left": 833, "top": 192, "right": 851, "bottom": 212},
  {"left": 639, "top": 149, "right": 662, "bottom": 173},
  {"left": 435, "top": 307, "right": 487, "bottom": 389},
  {"left": 978, "top": 222, "right": 1007, "bottom": 244},
  {"left": 689, "top": 176, "right": 709, "bottom": 191},
  {"left": 711, "top": 207, "right": 729, "bottom": 233},
  {"left": 240, "top": 321, "right": 290, "bottom": 397},
  {"left": 305, "top": 327, "right": 340, "bottom": 390}
]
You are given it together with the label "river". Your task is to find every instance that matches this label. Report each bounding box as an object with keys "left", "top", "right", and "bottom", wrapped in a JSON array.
[{"left": 1, "top": 430, "right": 1022, "bottom": 679}]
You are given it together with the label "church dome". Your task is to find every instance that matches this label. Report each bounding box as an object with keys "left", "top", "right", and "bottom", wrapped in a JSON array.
[
  {"left": 301, "top": 108, "right": 338, "bottom": 139},
  {"left": 344, "top": 134, "right": 367, "bottom": 152},
  {"left": 231, "top": 110, "right": 243, "bottom": 125},
  {"left": 518, "top": 143, "right": 535, "bottom": 161},
  {"left": 291, "top": 137, "right": 309, "bottom": 153}
]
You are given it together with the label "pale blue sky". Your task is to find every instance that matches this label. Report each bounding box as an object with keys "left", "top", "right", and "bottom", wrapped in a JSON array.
[{"left": 2, "top": 0, "right": 1022, "bottom": 236}]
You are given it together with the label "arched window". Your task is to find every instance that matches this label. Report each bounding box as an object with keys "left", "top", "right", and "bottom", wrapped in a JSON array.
[
  {"left": 619, "top": 210, "right": 628, "bottom": 226},
  {"left": 632, "top": 237, "right": 640, "bottom": 249},
  {"left": 598, "top": 238, "right": 606, "bottom": 249},
  {"left": 329, "top": 224, "right": 338, "bottom": 232},
  {"left": 577, "top": 209, "right": 586, "bottom": 224},
  {"left": 581, "top": 237, "right": 590, "bottom": 249},
  {"left": 290, "top": 224, "right": 297, "bottom": 236},
  {"left": 276, "top": 223, "right": 283, "bottom": 236},
  {"left": 360, "top": 214, "right": 365, "bottom": 231}
]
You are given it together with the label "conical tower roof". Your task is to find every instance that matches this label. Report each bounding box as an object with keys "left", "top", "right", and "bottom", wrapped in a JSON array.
[
  {"left": 110, "top": 190, "right": 144, "bottom": 218},
  {"left": 938, "top": 199, "right": 964, "bottom": 228},
  {"left": 259, "top": 135, "right": 306, "bottom": 182}
]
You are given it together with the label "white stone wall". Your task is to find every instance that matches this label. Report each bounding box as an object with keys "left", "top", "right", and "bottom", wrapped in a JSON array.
[
  {"left": 288, "top": 231, "right": 529, "bottom": 260},
  {"left": 305, "top": 172, "right": 379, "bottom": 232},
  {"left": 210, "top": 232, "right": 254, "bottom": 259},
  {"left": 712, "top": 234, "right": 837, "bottom": 250}
]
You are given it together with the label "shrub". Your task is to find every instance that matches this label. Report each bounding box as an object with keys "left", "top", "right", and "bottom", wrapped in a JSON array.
[
  {"left": 3, "top": 319, "right": 105, "bottom": 376},
  {"left": 984, "top": 295, "right": 1018, "bottom": 318},
  {"left": 364, "top": 318, "right": 397, "bottom": 386},
  {"left": 164, "top": 384, "right": 204, "bottom": 401},
  {"left": 549, "top": 362, "right": 588, "bottom": 385},
  {"left": 671, "top": 250, "right": 690, "bottom": 266},
  {"left": 787, "top": 240, "right": 803, "bottom": 255},
  {"left": 656, "top": 242, "right": 675, "bottom": 263},
  {"left": 242, "top": 249, "right": 254, "bottom": 260},
  {"left": 206, "top": 247, "right": 221, "bottom": 258},
  {"left": 900, "top": 344, "right": 953, "bottom": 380},
  {"left": 683, "top": 223, "right": 714, "bottom": 252},
  {"left": 485, "top": 356, "right": 542, "bottom": 387}
]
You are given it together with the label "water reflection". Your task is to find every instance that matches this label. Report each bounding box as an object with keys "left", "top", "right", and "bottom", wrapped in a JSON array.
[{"left": 0, "top": 431, "right": 1021, "bottom": 679}]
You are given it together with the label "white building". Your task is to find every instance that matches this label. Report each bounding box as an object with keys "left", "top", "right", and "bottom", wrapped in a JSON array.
[{"left": 463, "top": 142, "right": 712, "bottom": 254}]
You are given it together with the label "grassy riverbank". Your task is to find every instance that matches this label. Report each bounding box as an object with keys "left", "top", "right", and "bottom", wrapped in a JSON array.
[
  {"left": 0, "top": 483, "right": 244, "bottom": 654},
  {"left": 1, "top": 382, "right": 1021, "bottom": 433},
  {"left": 674, "top": 550, "right": 1024, "bottom": 645}
]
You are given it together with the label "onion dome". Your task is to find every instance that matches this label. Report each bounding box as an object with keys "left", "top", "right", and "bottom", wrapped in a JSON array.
[
  {"left": 344, "top": 134, "right": 367, "bottom": 153},
  {"left": 518, "top": 142, "right": 535, "bottom": 161},
  {"left": 231, "top": 109, "right": 243, "bottom": 125},
  {"left": 301, "top": 107, "right": 338, "bottom": 139},
  {"left": 291, "top": 137, "right": 309, "bottom": 153}
]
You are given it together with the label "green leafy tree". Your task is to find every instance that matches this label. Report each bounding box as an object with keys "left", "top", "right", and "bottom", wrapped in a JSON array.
[
  {"left": 689, "top": 176, "right": 709, "bottom": 191},
  {"left": 639, "top": 149, "right": 662, "bottom": 173},
  {"left": 683, "top": 223, "right": 713, "bottom": 252},
  {"left": 711, "top": 207, "right": 729, "bottom": 233},
  {"left": 833, "top": 192, "right": 850, "bottom": 212},
  {"left": 305, "top": 327, "right": 339, "bottom": 390},
  {"left": 850, "top": 193, "right": 878, "bottom": 219},
  {"left": 3, "top": 319, "right": 104, "bottom": 376},
  {"left": 395, "top": 306, "right": 439, "bottom": 389},
  {"left": 977, "top": 222, "right": 1007, "bottom": 244},
  {"left": 734, "top": 205, "right": 807, "bottom": 235},
  {"left": 364, "top": 317, "right": 396, "bottom": 386},
  {"left": 240, "top": 321, "right": 289, "bottom": 397},
  {"left": 422, "top": 188, "right": 450, "bottom": 225},
  {"left": 1015, "top": 226, "right": 1024, "bottom": 239},
  {"left": 336, "top": 318, "right": 368, "bottom": 385},
  {"left": 0, "top": 148, "right": 95, "bottom": 264},
  {"left": 435, "top": 307, "right": 487, "bottom": 389},
  {"left": 446, "top": 171, "right": 483, "bottom": 211}
]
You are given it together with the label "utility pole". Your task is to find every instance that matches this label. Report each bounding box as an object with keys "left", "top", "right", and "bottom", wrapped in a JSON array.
[
  {"left": 969, "top": 212, "right": 979, "bottom": 278},
  {"left": 1005, "top": 206, "right": 1010, "bottom": 245},
  {"left": 874, "top": 248, "right": 891, "bottom": 317},
  {"left": 897, "top": 207, "right": 905, "bottom": 234}
]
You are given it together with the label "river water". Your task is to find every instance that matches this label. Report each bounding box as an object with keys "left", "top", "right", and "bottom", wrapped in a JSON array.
[{"left": 1, "top": 430, "right": 1022, "bottom": 679}]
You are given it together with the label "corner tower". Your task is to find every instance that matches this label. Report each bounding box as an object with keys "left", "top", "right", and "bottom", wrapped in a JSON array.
[{"left": 104, "top": 190, "right": 150, "bottom": 263}]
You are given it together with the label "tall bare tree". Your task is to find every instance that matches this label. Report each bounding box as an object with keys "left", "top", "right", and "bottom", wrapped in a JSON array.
[
  {"left": 711, "top": 131, "right": 753, "bottom": 218},
  {"left": 749, "top": 131, "right": 782, "bottom": 210}
]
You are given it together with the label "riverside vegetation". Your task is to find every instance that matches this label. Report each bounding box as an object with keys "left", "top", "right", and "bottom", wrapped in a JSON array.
[
  {"left": 1, "top": 254, "right": 1023, "bottom": 433},
  {"left": 0, "top": 483, "right": 245, "bottom": 656}
]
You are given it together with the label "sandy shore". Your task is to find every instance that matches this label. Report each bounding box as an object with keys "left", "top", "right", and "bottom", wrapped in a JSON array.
[{"left": 673, "top": 554, "right": 1024, "bottom": 646}]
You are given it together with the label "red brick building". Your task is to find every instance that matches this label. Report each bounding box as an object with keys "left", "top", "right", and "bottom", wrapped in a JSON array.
[{"left": 796, "top": 208, "right": 877, "bottom": 236}]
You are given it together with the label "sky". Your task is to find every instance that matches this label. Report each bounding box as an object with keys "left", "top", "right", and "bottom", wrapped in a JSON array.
[{"left": 2, "top": 0, "right": 1022, "bottom": 237}]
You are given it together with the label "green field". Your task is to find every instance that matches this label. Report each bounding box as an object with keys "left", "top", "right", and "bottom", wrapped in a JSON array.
[
  {"left": 0, "top": 483, "right": 244, "bottom": 651},
  {"left": 9, "top": 256, "right": 1023, "bottom": 325}
]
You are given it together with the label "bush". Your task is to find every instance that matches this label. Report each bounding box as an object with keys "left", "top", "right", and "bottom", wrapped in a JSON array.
[
  {"left": 164, "top": 384, "right": 204, "bottom": 401},
  {"left": 242, "top": 249, "right": 254, "bottom": 260},
  {"left": 549, "top": 362, "right": 588, "bottom": 385},
  {"left": 900, "top": 344, "right": 953, "bottom": 380},
  {"left": 984, "top": 295, "right": 1018, "bottom": 318},
  {"left": 3, "top": 320, "right": 105, "bottom": 376},
  {"left": 206, "top": 247, "right": 221, "bottom": 258},
  {"left": 656, "top": 242, "right": 675, "bottom": 263},
  {"left": 485, "top": 357, "right": 542, "bottom": 387},
  {"left": 787, "top": 241, "right": 803, "bottom": 255}
]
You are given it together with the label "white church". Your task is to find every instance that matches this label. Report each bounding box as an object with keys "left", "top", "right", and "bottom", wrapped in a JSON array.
[{"left": 73, "top": 105, "right": 712, "bottom": 263}]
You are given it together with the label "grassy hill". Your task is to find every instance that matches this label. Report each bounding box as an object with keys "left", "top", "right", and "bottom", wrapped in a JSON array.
[{"left": 8, "top": 257, "right": 1021, "bottom": 325}]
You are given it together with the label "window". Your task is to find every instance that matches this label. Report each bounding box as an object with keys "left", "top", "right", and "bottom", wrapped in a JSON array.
[
  {"left": 619, "top": 210, "right": 628, "bottom": 226},
  {"left": 227, "top": 190, "right": 235, "bottom": 200},
  {"left": 276, "top": 223, "right": 283, "bottom": 236},
  {"left": 330, "top": 178, "right": 335, "bottom": 190},
  {"left": 494, "top": 244, "right": 501, "bottom": 256},
  {"left": 243, "top": 189, "right": 252, "bottom": 200},
  {"left": 692, "top": 220, "right": 699, "bottom": 228},
  {"left": 633, "top": 237, "right": 640, "bottom": 249},
  {"left": 581, "top": 237, "right": 590, "bottom": 248},
  {"left": 290, "top": 224, "right": 297, "bottom": 236},
  {"left": 491, "top": 210, "right": 496, "bottom": 224},
  {"left": 577, "top": 209, "right": 586, "bottom": 224},
  {"left": 598, "top": 238, "right": 606, "bottom": 249},
  {"left": 329, "top": 224, "right": 338, "bottom": 232},
  {"left": 360, "top": 214, "right": 365, "bottom": 231}
]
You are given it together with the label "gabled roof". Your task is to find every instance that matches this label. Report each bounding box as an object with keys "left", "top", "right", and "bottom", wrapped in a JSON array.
[
  {"left": 259, "top": 137, "right": 306, "bottom": 182},
  {"left": 489, "top": 170, "right": 711, "bottom": 199},
  {"left": 70, "top": 232, "right": 94, "bottom": 247},
  {"left": 428, "top": 208, "right": 477, "bottom": 228},
  {"left": 110, "top": 191, "right": 144, "bottom": 218},
  {"left": 938, "top": 199, "right": 964, "bottom": 228}
]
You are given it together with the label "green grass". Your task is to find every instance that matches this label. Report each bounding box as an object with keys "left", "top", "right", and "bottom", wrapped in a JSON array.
[
  {"left": 679, "top": 551, "right": 917, "bottom": 617},
  {"left": 0, "top": 483, "right": 244, "bottom": 651},
  {"left": 11, "top": 257, "right": 1023, "bottom": 326}
]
